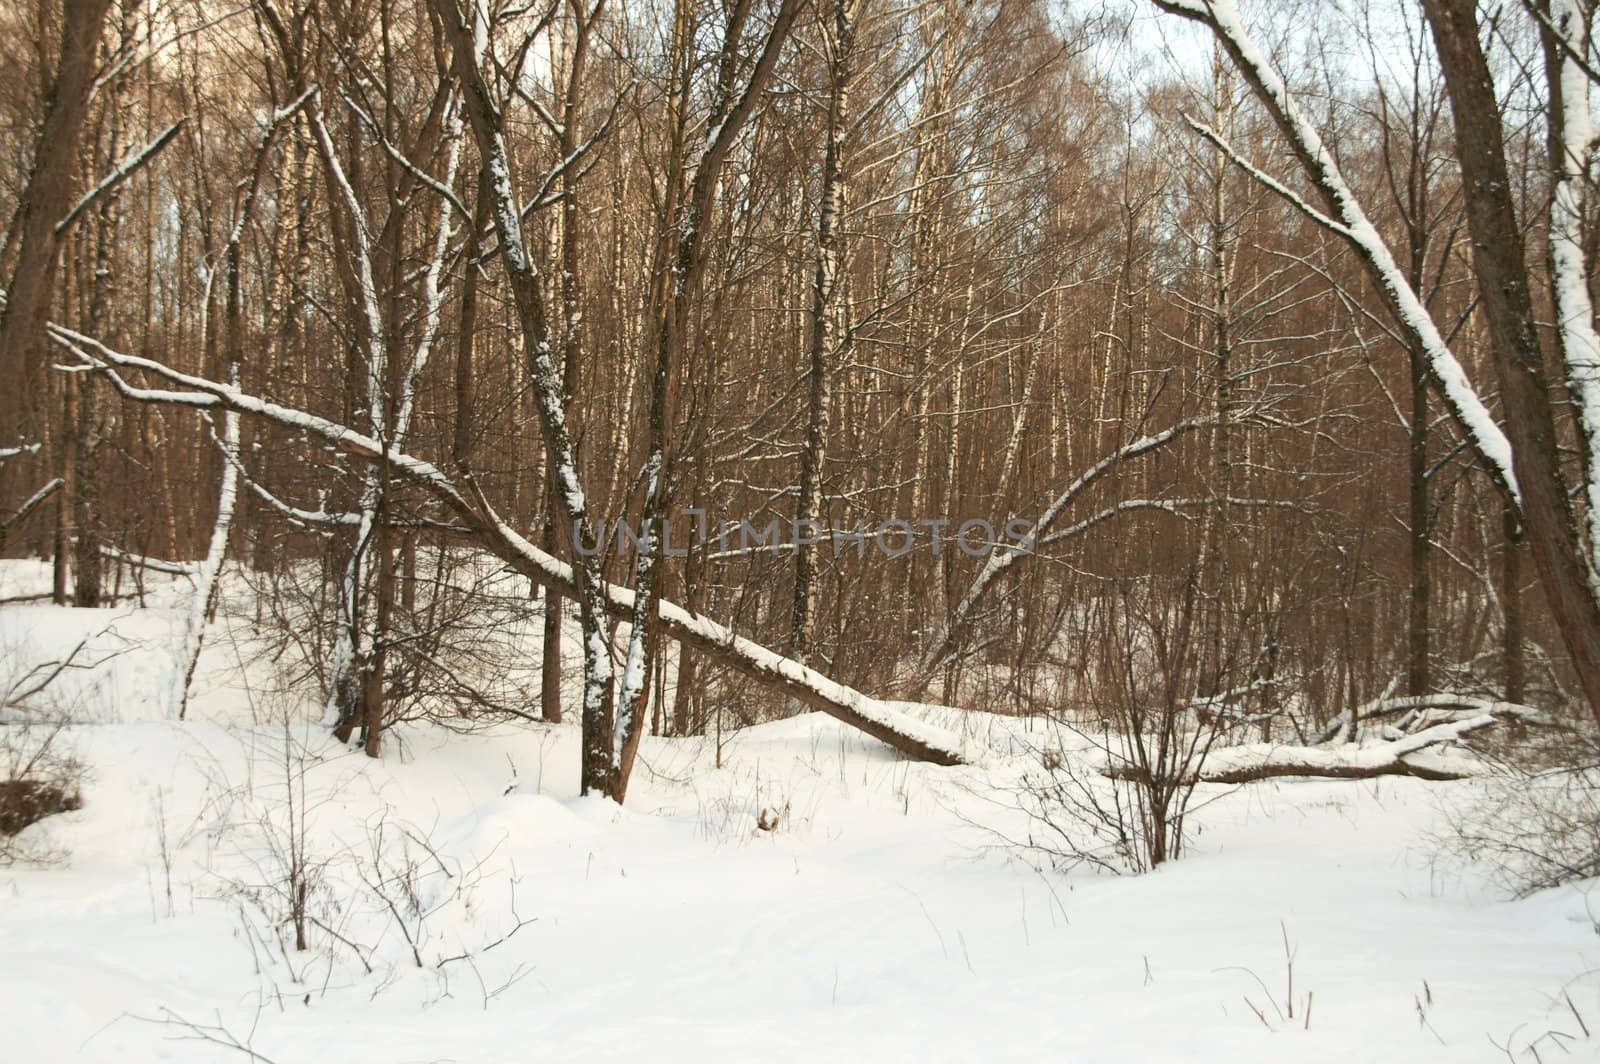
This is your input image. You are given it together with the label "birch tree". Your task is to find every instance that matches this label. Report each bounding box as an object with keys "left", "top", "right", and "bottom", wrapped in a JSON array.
[{"left": 790, "top": 0, "right": 859, "bottom": 663}]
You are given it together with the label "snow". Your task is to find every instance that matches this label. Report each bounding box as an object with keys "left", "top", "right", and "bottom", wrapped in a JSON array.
[
  {"left": 1172, "top": 714, "right": 1496, "bottom": 782},
  {"left": 0, "top": 597, "right": 183, "bottom": 724},
  {"left": 2, "top": 577, "right": 1598, "bottom": 1061}
]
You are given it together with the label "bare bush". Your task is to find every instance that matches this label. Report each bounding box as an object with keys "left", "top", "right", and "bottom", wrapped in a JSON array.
[
  {"left": 1004, "top": 577, "right": 1242, "bottom": 872},
  {"left": 189, "top": 697, "right": 534, "bottom": 999},
  {"left": 1008, "top": 728, "right": 1160, "bottom": 875},
  {"left": 0, "top": 627, "right": 111, "bottom": 864},
  {"left": 1443, "top": 750, "right": 1600, "bottom": 897},
  {"left": 0, "top": 715, "right": 85, "bottom": 865},
  {"left": 235, "top": 547, "right": 547, "bottom": 735}
]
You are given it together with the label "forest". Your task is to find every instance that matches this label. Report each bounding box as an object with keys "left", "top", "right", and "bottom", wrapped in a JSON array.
[{"left": 2, "top": 0, "right": 1600, "bottom": 1059}]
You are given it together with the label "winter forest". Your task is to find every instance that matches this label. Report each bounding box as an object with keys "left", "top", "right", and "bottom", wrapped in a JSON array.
[{"left": 4, "top": 0, "right": 1600, "bottom": 1057}]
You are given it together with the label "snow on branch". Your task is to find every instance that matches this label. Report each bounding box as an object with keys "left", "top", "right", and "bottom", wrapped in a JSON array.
[
  {"left": 97, "top": 546, "right": 199, "bottom": 578},
  {"left": 56, "top": 119, "right": 186, "bottom": 235},
  {"left": 1180, "top": 115, "right": 1347, "bottom": 238},
  {"left": 1314, "top": 691, "right": 1558, "bottom": 743},
  {"left": 49, "top": 324, "right": 465, "bottom": 500},
  {"left": 918, "top": 416, "right": 1230, "bottom": 679},
  {"left": 0, "top": 477, "right": 63, "bottom": 551},
  {"left": 0, "top": 442, "right": 41, "bottom": 464},
  {"left": 1151, "top": 0, "right": 1519, "bottom": 505},
  {"left": 341, "top": 90, "right": 473, "bottom": 223},
  {"left": 1523, "top": 0, "right": 1600, "bottom": 90}
]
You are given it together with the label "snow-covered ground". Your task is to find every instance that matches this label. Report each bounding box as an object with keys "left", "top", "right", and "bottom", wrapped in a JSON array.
[{"left": 1, "top": 566, "right": 1596, "bottom": 1062}]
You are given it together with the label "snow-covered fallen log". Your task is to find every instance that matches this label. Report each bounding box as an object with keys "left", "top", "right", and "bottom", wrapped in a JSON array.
[
  {"left": 51, "top": 326, "right": 967, "bottom": 766},
  {"left": 98, "top": 545, "right": 201, "bottom": 578},
  {"left": 1109, "top": 715, "right": 1495, "bottom": 785},
  {"left": 1314, "top": 692, "right": 1556, "bottom": 744},
  {"left": 463, "top": 492, "right": 967, "bottom": 765}
]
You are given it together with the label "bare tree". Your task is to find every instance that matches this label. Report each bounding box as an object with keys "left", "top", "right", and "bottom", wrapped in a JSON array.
[{"left": 1152, "top": 0, "right": 1600, "bottom": 726}]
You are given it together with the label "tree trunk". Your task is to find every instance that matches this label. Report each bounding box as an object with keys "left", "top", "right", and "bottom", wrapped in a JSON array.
[
  {"left": 1423, "top": 0, "right": 1600, "bottom": 724},
  {"left": 540, "top": 519, "right": 564, "bottom": 724},
  {"left": 0, "top": 0, "right": 111, "bottom": 447},
  {"left": 1504, "top": 506, "right": 1526, "bottom": 704},
  {"left": 1408, "top": 342, "right": 1431, "bottom": 697},
  {"left": 791, "top": 0, "right": 855, "bottom": 662}
]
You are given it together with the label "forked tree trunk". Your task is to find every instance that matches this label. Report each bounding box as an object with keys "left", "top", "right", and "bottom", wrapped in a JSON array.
[{"left": 612, "top": 0, "right": 804, "bottom": 799}]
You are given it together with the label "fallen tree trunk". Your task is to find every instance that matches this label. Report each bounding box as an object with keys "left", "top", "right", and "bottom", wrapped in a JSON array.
[
  {"left": 1319, "top": 693, "right": 1554, "bottom": 741},
  {"left": 1109, "top": 715, "right": 1496, "bottom": 785},
  {"left": 98, "top": 545, "right": 201, "bottom": 578},
  {"left": 52, "top": 325, "right": 967, "bottom": 766},
  {"left": 463, "top": 491, "right": 966, "bottom": 765}
]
